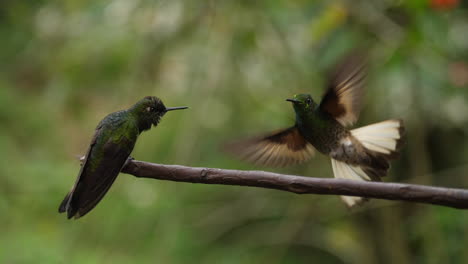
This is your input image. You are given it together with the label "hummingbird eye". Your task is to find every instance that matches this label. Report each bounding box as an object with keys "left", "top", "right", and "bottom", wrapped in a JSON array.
[
  {"left": 146, "top": 107, "right": 155, "bottom": 112},
  {"left": 306, "top": 98, "right": 312, "bottom": 105}
]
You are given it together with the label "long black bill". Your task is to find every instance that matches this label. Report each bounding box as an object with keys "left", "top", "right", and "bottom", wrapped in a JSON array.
[
  {"left": 166, "top": 106, "right": 189, "bottom": 111},
  {"left": 286, "top": 98, "right": 299, "bottom": 103}
]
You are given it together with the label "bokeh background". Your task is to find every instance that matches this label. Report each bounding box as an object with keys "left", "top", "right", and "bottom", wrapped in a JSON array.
[{"left": 1, "top": 0, "right": 468, "bottom": 263}]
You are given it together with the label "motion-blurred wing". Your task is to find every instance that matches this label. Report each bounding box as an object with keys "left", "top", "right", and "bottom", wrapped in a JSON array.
[
  {"left": 225, "top": 126, "right": 315, "bottom": 167},
  {"left": 59, "top": 124, "right": 134, "bottom": 219},
  {"left": 319, "top": 52, "right": 367, "bottom": 126}
]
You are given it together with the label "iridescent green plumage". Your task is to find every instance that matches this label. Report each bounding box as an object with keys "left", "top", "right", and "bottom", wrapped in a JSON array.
[
  {"left": 59, "top": 96, "right": 187, "bottom": 219},
  {"left": 289, "top": 94, "right": 348, "bottom": 155}
]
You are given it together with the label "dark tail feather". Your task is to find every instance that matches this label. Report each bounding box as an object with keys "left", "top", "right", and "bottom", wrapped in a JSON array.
[
  {"left": 361, "top": 153, "right": 390, "bottom": 180},
  {"left": 58, "top": 192, "right": 70, "bottom": 213},
  {"left": 59, "top": 192, "right": 79, "bottom": 219}
]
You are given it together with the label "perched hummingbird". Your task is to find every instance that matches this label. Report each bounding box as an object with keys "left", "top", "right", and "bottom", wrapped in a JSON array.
[
  {"left": 227, "top": 53, "right": 405, "bottom": 207},
  {"left": 59, "top": 96, "right": 188, "bottom": 219}
]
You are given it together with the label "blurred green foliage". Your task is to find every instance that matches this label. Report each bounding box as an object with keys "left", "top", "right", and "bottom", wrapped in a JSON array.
[{"left": 1, "top": 0, "right": 468, "bottom": 263}]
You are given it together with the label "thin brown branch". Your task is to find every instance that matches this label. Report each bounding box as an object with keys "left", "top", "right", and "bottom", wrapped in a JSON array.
[{"left": 121, "top": 159, "right": 468, "bottom": 209}]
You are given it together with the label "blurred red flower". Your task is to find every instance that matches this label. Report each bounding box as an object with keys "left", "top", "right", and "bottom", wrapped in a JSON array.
[{"left": 430, "top": 0, "right": 459, "bottom": 10}]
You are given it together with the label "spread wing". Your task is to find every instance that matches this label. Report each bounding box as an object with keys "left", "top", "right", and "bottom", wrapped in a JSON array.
[
  {"left": 319, "top": 52, "right": 367, "bottom": 126},
  {"left": 59, "top": 122, "right": 135, "bottom": 219},
  {"left": 225, "top": 126, "right": 315, "bottom": 167}
]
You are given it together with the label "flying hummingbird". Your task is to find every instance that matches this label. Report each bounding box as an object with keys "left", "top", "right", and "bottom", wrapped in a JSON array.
[
  {"left": 59, "top": 96, "right": 188, "bottom": 219},
  {"left": 226, "top": 53, "right": 405, "bottom": 207}
]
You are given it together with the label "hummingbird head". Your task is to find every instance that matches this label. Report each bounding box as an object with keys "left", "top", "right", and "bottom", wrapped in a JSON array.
[
  {"left": 286, "top": 94, "right": 317, "bottom": 115},
  {"left": 131, "top": 96, "right": 188, "bottom": 131}
]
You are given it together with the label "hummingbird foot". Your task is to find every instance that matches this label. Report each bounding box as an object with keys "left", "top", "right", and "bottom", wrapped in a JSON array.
[{"left": 124, "top": 156, "right": 135, "bottom": 167}]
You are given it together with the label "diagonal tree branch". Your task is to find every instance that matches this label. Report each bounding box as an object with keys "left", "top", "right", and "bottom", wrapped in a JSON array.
[{"left": 121, "top": 159, "right": 468, "bottom": 209}]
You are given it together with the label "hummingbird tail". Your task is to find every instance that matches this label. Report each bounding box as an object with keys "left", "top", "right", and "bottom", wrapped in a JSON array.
[
  {"left": 330, "top": 159, "right": 370, "bottom": 207},
  {"left": 350, "top": 119, "right": 405, "bottom": 161},
  {"left": 351, "top": 119, "right": 405, "bottom": 179},
  {"left": 331, "top": 119, "right": 405, "bottom": 207},
  {"left": 58, "top": 192, "right": 72, "bottom": 213}
]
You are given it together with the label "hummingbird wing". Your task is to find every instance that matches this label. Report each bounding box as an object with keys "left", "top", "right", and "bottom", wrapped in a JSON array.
[
  {"left": 59, "top": 117, "right": 135, "bottom": 219},
  {"left": 225, "top": 126, "right": 315, "bottom": 167},
  {"left": 319, "top": 52, "right": 367, "bottom": 126},
  {"left": 58, "top": 125, "right": 103, "bottom": 216}
]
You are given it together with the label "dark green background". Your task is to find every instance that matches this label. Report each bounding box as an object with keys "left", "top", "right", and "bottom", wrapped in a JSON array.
[{"left": 1, "top": 1, "right": 468, "bottom": 263}]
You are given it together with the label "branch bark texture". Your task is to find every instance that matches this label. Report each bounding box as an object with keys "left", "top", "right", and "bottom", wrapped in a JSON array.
[{"left": 121, "top": 160, "right": 468, "bottom": 209}]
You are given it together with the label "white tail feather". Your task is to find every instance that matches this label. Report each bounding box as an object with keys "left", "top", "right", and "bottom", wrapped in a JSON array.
[
  {"left": 330, "top": 120, "right": 403, "bottom": 207},
  {"left": 331, "top": 159, "right": 370, "bottom": 207},
  {"left": 351, "top": 119, "right": 402, "bottom": 155}
]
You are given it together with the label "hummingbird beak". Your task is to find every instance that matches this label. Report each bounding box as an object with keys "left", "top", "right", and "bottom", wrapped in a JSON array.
[
  {"left": 165, "top": 106, "right": 189, "bottom": 112},
  {"left": 286, "top": 98, "right": 299, "bottom": 103}
]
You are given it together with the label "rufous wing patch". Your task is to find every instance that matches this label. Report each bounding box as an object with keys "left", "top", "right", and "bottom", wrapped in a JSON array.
[{"left": 319, "top": 52, "right": 367, "bottom": 126}]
